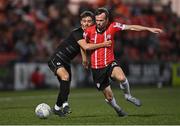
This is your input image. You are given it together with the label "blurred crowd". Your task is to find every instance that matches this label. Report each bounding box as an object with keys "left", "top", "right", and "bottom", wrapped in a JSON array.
[{"left": 0, "top": 0, "right": 179, "bottom": 65}]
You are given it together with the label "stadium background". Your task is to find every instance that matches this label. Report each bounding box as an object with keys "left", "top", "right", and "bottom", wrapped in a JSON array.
[
  {"left": 0, "top": 0, "right": 180, "bottom": 125},
  {"left": 0, "top": 0, "right": 179, "bottom": 90}
]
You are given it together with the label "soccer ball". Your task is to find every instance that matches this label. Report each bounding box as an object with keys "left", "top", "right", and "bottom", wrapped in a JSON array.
[{"left": 35, "top": 103, "right": 51, "bottom": 119}]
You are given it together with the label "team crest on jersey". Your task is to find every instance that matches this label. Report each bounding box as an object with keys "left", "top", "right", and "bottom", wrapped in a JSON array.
[{"left": 107, "top": 34, "right": 111, "bottom": 40}]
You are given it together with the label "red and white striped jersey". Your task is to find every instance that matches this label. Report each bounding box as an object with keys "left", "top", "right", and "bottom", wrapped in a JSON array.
[{"left": 84, "top": 22, "right": 125, "bottom": 69}]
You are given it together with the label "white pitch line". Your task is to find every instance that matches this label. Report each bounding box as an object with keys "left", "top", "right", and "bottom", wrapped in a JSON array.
[
  {"left": 0, "top": 93, "right": 99, "bottom": 102},
  {"left": 0, "top": 95, "right": 56, "bottom": 102}
]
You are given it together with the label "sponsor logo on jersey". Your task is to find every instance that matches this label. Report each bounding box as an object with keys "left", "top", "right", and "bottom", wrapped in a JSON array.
[
  {"left": 113, "top": 22, "right": 123, "bottom": 29},
  {"left": 57, "top": 62, "right": 61, "bottom": 65}
]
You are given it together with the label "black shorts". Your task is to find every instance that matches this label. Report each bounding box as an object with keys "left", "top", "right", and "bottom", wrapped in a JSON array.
[
  {"left": 48, "top": 55, "right": 71, "bottom": 80},
  {"left": 91, "top": 61, "right": 119, "bottom": 91}
]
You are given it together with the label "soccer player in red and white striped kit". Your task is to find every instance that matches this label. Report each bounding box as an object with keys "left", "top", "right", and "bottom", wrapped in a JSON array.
[{"left": 83, "top": 8, "right": 163, "bottom": 116}]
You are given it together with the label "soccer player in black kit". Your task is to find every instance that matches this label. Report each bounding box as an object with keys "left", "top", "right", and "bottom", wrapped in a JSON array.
[{"left": 48, "top": 11, "right": 111, "bottom": 117}]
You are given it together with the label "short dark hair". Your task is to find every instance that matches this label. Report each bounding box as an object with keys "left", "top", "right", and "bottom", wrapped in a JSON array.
[
  {"left": 80, "top": 11, "right": 95, "bottom": 21},
  {"left": 95, "top": 7, "right": 109, "bottom": 20}
]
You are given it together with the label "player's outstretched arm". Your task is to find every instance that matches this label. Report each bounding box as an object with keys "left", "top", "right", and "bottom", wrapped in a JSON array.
[
  {"left": 78, "top": 39, "right": 112, "bottom": 51},
  {"left": 124, "top": 25, "right": 163, "bottom": 33}
]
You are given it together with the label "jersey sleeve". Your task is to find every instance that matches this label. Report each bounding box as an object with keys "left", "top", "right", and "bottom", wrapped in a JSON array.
[
  {"left": 73, "top": 30, "right": 84, "bottom": 41},
  {"left": 112, "top": 22, "right": 126, "bottom": 32}
]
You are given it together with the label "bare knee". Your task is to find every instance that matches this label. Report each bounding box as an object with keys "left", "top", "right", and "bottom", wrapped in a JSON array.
[
  {"left": 116, "top": 75, "right": 126, "bottom": 83},
  {"left": 111, "top": 67, "right": 126, "bottom": 82},
  {"left": 56, "top": 68, "right": 70, "bottom": 81},
  {"left": 60, "top": 74, "right": 70, "bottom": 81},
  {"left": 103, "top": 89, "right": 113, "bottom": 101},
  {"left": 106, "top": 94, "right": 113, "bottom": 101}
]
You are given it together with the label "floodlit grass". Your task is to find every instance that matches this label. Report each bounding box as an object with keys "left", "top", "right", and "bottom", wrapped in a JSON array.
[{"left": 0, "top": 87, "right": 180, "bottom": 125}]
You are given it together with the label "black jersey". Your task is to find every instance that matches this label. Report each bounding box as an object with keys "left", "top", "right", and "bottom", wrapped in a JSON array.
[{"left": 53, "top": 27, "right": 84, "bottom": 63}]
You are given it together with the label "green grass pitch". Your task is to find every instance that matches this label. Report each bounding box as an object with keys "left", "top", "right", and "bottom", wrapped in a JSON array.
[{"left": 0, "top": 87, "right": 180, "bottom": 125}]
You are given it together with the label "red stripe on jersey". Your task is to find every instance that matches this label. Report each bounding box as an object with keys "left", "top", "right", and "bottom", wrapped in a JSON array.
[
  {"left": 94, "top": 32, "right": 98, "bottom": 68},
  {"left": 104, "top": 31, "right": 107, "bottom": 66}
]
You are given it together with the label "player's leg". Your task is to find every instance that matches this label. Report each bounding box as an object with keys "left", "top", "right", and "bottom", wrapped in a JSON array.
[
  {"left": 56, "top": 67, "right": 71, "bottom": 115},
  {"left": 111, "top": 66, "right": 129, "bottom": 95},
  {"left": 103, "top": 85, "right": 127, "bottom": 117},
  {"left": 48, "top": 58, "right": 71, "bottom": 116},
  {"left": 92, "top": 67, "right": 126, "bottom": 116},
  {"left": 111, "top": 66, "right": 141, "bottom": 107}
]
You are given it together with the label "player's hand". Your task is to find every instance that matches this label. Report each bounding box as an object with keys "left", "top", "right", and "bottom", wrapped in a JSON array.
[
  {"left": 104, "top": 40, "right": 112, "bottom": 47},
  {"left": 149, "top": 28, "right": 163, "bottom": 34},
  {"left": 82, "top": 60, "right": 89, "bottom": 69}
]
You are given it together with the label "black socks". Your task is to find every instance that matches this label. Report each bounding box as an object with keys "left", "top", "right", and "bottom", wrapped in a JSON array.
[{"left": 56, "top": 80, "right": 70, "bottom": 107}]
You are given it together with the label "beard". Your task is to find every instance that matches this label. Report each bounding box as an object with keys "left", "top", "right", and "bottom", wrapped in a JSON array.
[
  {"left": 96, "top": 24, "right": 107, "bottom": 33},
  {"left": 97, "top": 24, "right": 104, "bottom": 30}
]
